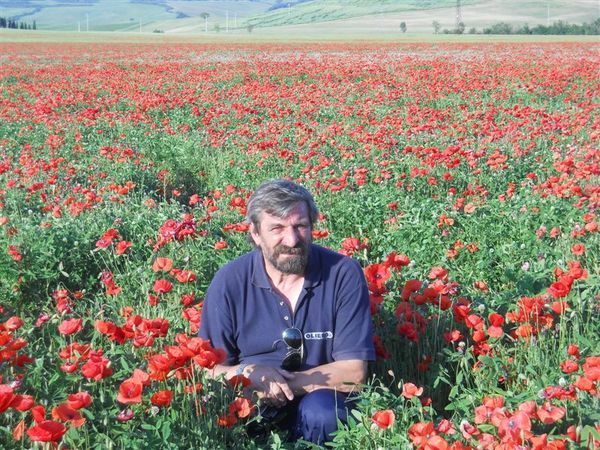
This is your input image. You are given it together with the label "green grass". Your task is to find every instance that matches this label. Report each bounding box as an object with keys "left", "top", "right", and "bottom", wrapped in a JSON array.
[{"left": 1, "top": 28, "right": 599, "bottom": 44}]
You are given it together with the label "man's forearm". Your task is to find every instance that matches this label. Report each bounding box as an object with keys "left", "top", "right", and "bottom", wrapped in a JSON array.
[{"left": 287, "top": 359, "right": 367, "bottom": 396}]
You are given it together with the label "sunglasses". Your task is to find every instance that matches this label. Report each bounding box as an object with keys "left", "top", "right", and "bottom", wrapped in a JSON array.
[{"left": 281, "top": 327, "right": 303, "bottom": 371}]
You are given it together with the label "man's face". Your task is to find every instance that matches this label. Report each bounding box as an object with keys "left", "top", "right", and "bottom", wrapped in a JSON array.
[{"left": 251, "top": 201, "right": 312, "bottom": 275}]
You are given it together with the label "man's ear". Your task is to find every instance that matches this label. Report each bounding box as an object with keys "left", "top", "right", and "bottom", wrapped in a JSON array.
[{"left": 249, "top": 223, "right": 260, "bottom": 247}]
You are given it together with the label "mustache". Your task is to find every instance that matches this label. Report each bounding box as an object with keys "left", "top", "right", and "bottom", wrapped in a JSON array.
[{"left": 274, "top": 244, "right": 306, "bottom": 255}]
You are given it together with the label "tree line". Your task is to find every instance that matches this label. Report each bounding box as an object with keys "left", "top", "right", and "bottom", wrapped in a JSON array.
[
  {"left": 480, "top": 18, "right": 600, "bottom": 35},
  {"left": 0, "top": 17, "right": 37, "bottom": 30}
]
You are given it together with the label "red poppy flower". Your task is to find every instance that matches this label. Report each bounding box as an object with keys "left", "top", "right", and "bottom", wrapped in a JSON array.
[
  {"left": 31, "top": 405, "right": 46, "bottom": 423},
  {"left": 153, "top": 279, "right": 173, "bottom": 294},
  {"left": 559, "top": 359, "right": 579, "bottom": 373},
  {"left": 547, "top": 280, "right": 571, "bottom": 299},
  {"left": 339, "top": 237, "right": 368, "bottom": 256},
  {"left": 364, "top": 263, "right": 391, "bottom": 292},
  {"left": 151, "top": 390, "right": 173, "bottom": 407},
  {"left": 571, "top": 243, "right": 585, "bottom": 255},
  {"left": 217, "top": 412, "right": 237, "bottom": 428},
  {"left": 400, "top": 279, "right": 422, "bottom": 301},
  {"left": 228, "top": 375, "right": 251, "bottom": 388},
  {"left": 116, "top": 409, "right": 134, "bottom": 422},
  {"left": 428, "top": 266, "right": 448, "bottom": 281},
  {"left": 0, "top": 385, "right": 15, "bottom": 413},
  {"left": 117, "top": 379, "right": 143, "bottom": 405},
  {"left": 173, "top": 269, "right": 197, "bottom": 283},
  {"left": 12, "top": 419, "right": 25, "bottom": 441},
  {"left": 5, "top": 316, "right": 24, "bottom": 331},
  {"left": 66, "top": 391, "right": 92, "bottom": 410},
  {"left": 152, "top": 257, "right": 173, "bottom": 273},
  {"left": 402, "top": 382, "right": 423, "bottom": 399},
  {"left": 384, "top": 252, "right": 410, "bottom": 270},
  {"left": 192, "top": 348, "right": 227, "bottom": 369},
  {"left": 498, "top": 411, "right": 532, "bottom": 442},
  {"left": 26, "top": 420, "right": 66, "bottom": 443},
  {"left": 52, "top": 403, "right": 85, "bottom": 427},
  {"left": 408, "top": 421, "right": 436, "bottom": 446},
  {"left": 58, "top": 318, "right": 83, "bottom": 335},
  {"left": 372, "top": 409, "right": 395, "bottom": 429},
  {"left": 229, "top": 397, "right": 254, "bottom": 418},
  {"left": 567, "top": 344, "right": 580, "bottom": 359},
  {"left": 537, "top": 402, "right": 566, "bottom": 424},
  {"left": 214, "top": 240, "right": 228, "bottom": 250},
  {"left": 10, "top": 394, "right": 34, "bottom": 412},
  {"left": 573, "top": 376, "right": 594, "bottom": 391},
  {"left": 131, "top": 368, "right": 151, "bottom": 386},
  {"left": 115, "top": 240, "right": 133, "bottom": 255},
  {"left": 444, "top": 329, "right": 463, "bottom": 343},
  {"left": 473, "top": 280, "right": 489, "bottom": 292}
]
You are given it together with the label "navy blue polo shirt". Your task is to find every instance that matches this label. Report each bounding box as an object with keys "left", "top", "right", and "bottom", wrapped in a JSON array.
[{"left": 199, "top": 244, "right": 375, "bottom": 369}]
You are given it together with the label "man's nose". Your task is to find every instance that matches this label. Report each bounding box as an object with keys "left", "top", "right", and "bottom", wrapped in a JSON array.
[{"left": 281, "top": 227, "right": 300, "bottom": 247}]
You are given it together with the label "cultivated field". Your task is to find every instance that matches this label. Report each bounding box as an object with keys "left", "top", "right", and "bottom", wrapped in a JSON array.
[{"left": 0, "top": 38, "right": 599, "bottom": 449}]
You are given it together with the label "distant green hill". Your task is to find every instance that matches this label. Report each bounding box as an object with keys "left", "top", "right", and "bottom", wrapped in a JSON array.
[
  {"left": 0, "top": 0, "right": 598, "bottom": 33},
  {"left": 0, "top": 0, "right": 276, "bottom": 31},
  {"left": 246, "top": 0, "right": 474, "bottom": 27}
]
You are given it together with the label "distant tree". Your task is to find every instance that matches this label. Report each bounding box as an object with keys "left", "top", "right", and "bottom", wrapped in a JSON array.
[
  {"left": 200, "top": 12, "right": 209, "bottom": 32},
  {"left": 247, "top": 24, "right": 254, "bottom": 33},
  {"left": 432, "top": 20, "right": 440, "bottom": 34},
  {"left": 585, "top": 18, "right": 600, "bottom": 34},
  {"left": 468, "top": 27, "right": 477, "bottom": 34},
  {"left": 0, "top": 17, "right": 6, "bottom": 28},
  {"left": 214, "top": 23, "right": 221, "bottom": 33},
  {"left": 456, "top": 21, "right": 465, "bottom": 34},
  {"left": 32, "top": 20, "right": 36, "bottom": 30},
  {"left": 483, "top": 22, "right": 513, "bottom": 34},
  {"left": 399, "top": 21, "right": 406, "bottom": 33}
]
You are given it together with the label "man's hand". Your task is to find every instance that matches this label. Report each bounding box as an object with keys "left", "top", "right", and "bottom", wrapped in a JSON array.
[{"left": 241, "top": 365, "right": 295, "bottom": 407}]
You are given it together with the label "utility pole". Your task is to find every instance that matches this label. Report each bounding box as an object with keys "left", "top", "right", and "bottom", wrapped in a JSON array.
[
  {"left": 226, "top": 10, "right": 229, "bottom": 32},
  {"left": 78, "top": 21, "right": 80, "bottom": 32},
  {"left": 547, "top": 3, "right": 550, "bottom": 26},
  {"left": 86, "top": 13, "right": 89, "bottom": 32},
  {"left": 139, "top": 18, "right": 142, "bottom": 33},
  {"left": 234, "top": 13, "right": 237, "bottom": 28},
  {"left": 455, "top": 0, "right": 462, "bottom": 29}
]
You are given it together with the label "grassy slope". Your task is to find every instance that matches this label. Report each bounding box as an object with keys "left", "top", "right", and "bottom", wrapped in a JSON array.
[
  {"left": 1, "top": 0, "right": 275, "bottom": 31},
  {"left": 244, "top": 0, "right": 468, "bottom": 27},
  {"left": 3, "top": 0, "right": 599, "bottom": 33},
  {"left": 261, "top": 0, "right": 600, "bottom": 36}
]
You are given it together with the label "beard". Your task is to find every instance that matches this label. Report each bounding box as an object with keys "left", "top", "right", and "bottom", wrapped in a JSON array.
[{"left": 265, "top": 243, "right": 309, "bottom": 274}]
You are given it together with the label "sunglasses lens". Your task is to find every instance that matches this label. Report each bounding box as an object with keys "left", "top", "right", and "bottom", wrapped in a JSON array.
[
  {"left": 282, "top": 351, "right": 302, "bottom": 370},
  {"left": 282, "top": 328, "right": 302, "bottom": 349}
]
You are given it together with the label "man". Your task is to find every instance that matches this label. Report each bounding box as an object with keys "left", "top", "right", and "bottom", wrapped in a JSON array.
[{"left": 199, "top": 179, "right": 375, "bottom": 445}]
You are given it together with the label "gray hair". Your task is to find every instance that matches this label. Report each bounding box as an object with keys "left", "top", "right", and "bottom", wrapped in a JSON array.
[{"left": 246, "top": 179, "right": 319, "bottom": 230}]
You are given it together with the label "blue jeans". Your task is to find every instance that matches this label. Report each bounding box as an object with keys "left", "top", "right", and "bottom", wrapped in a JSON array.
[{"left": 276, "top": 389, "right": 356, "bottom": 445}]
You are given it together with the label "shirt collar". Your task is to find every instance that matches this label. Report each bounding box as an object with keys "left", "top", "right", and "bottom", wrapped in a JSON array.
[{"left": 251, "top": 245, "right": 322, "bottom": 291}]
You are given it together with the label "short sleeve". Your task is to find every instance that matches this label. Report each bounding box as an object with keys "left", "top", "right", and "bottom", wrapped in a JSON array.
[
  {"left": 331, "top": 258, "right": 375, "bottom": 362},
  {"left": 199, "top": 270, "right": 239, "bottom": 365}
]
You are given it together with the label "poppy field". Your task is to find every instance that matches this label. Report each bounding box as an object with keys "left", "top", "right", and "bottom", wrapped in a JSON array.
[{"left": 0, "top": 41, "right": 599, "bottom": 449}]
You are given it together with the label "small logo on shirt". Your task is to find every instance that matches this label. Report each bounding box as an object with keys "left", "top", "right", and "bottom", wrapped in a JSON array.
[{"left": 304, "top": 331, "right": 333, "bottom": 340}]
